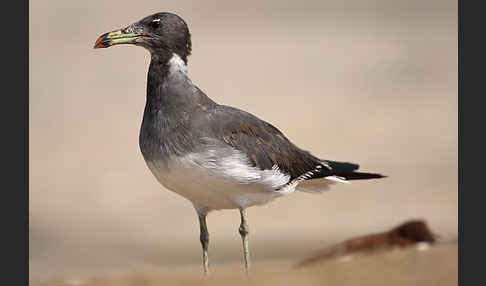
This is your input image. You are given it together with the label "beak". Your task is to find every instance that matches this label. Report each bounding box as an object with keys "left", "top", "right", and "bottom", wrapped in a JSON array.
[{"left": 93, "top": 29, "right": 148, "bottom": 49}]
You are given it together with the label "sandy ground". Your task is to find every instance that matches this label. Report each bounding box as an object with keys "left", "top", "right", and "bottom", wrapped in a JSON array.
[
  {"left": 32, "top": 242, "right": 458, "bottom": 286},
  {"left": 30, "top": 0, "right": 457, "bottom": 284}
]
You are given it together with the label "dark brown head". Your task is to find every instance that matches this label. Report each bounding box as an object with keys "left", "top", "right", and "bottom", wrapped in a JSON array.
[{"left": 94, "top": 12, "right": 192, "bottom": 63}]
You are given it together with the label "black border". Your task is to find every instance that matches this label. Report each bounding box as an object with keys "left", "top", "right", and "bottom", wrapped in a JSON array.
[
  {"left": 3, "top": 0, "right": 28, "bottom": 285},
  {"left": 459, "top": 1, "right": 485, "bottom": 285}
]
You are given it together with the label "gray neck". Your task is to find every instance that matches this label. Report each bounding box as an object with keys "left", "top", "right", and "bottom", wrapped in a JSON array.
[{"left": 140, "top": 53, "right": 217, "bottom": 161}]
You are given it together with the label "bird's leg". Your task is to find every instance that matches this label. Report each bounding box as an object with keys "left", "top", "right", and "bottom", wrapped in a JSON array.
[
  {"left": 197, "top": 212, "right": 210, "bottom": 275},
  {"left": 238, "top": 208, "right": 250, "bottom": 273}
]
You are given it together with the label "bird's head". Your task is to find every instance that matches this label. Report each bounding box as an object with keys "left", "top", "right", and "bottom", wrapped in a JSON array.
[{"left": 94, "top": 12, "right": 192, "bottom": 63}]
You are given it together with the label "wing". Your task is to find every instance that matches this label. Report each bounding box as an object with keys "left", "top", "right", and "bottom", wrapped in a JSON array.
[
  {"left": 204, "top": 105, "right": 335, "bottom": 181},
  {"left": 184, "top": 86, "right": 385, "bottom": 184}
]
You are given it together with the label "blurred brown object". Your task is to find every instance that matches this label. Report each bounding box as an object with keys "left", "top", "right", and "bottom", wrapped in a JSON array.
[{"left": 295, "top": 219, "right": 436, "bottom": 268}]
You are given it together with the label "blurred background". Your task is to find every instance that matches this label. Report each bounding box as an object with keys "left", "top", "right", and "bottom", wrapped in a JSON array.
[{"left": 30, "top": 0, "right": 457, "bottom": 284}]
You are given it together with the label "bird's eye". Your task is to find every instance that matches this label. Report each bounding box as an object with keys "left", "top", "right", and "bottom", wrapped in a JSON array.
[{"left": 149, "top": 19, "right": 161, "bottom": 29}]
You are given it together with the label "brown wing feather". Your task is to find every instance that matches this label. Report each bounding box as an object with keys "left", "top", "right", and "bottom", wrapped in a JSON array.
[{"left": 207, "top": 105, "right": 332, "bottom": 180}]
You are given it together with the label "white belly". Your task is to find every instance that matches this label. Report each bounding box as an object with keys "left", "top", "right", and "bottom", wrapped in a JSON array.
[
  {"left": 143, "top": 144, "right": 346, "bottom": 210},
  {"left": 145, "top": 157, "right": 287, "bottom": 210}
]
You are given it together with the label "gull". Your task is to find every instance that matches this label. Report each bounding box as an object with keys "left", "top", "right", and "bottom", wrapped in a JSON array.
[{"left": 94, "top": 12, "right": 385, "bottom": 274}]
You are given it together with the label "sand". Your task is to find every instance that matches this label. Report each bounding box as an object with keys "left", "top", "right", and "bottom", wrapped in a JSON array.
[{"left": 33, "top": 242, "right": 457, "bottom": 286}]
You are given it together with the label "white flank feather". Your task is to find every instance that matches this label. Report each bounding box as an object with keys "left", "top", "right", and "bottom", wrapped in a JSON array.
[{"left": 296, "top": 176, "right": 349, "bottom": 193}]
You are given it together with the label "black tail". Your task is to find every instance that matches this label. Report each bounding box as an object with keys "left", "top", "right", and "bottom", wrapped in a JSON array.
[
  {"left": 327, "top": 160, "right": 386, "bottom": 180},
  {"left": 341, "top": 172, "right": 387, "bottom": 180}
]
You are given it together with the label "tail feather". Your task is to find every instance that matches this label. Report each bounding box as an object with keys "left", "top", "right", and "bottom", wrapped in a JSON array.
[
  {"left": 340, "top": 172, "right": 387, "bottom": 180},
  {"left": 326, "top": 160, "right": 386, "bottom": 180}
]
